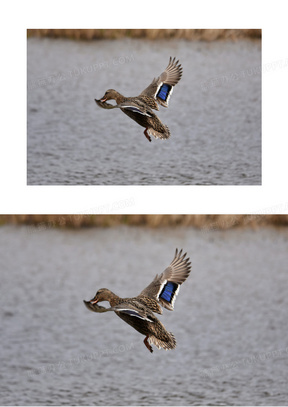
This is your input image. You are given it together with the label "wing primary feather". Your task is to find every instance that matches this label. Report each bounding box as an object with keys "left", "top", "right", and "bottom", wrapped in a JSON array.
[{"left": 115, "top": 307, "right": 154, "bottom": 322}]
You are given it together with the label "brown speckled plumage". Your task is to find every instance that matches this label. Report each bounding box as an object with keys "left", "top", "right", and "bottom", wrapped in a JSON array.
[
  {"left": 84, "top": 249, "right": 191, "bottom": 353},
  {"left": 95, "top": 57, "right": 183, "bottom": 142}
]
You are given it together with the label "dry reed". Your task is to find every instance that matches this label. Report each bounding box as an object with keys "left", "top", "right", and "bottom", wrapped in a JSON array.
[
  {"left": 27, "top": 29, "right": 261, "bottom": 41},
  {"left": 0, "top": 215, "right": 287, "bottom": 230}
]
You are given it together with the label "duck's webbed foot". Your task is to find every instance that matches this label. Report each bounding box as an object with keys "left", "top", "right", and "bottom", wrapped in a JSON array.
[
  {"left": 144, "top": 336, "right": 153, "bottom": 353},
  {"left": 144, "top": 128, "right": 152, "bottom": 142}
]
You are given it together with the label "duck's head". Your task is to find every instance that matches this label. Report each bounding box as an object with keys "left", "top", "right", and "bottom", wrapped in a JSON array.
[
  {"left": 83, "top": 288, "right": 114, "bottom": 313},
  {"left": 95, "top": 90, "right": 121, "bottom": 109},
  {"left": 100, "top": 89, "right": 118, "bottom": 103},
  {"left": 98, "top": 89, "right": 125, "bottom": 106},
  {"left": 89, "top": 288, "right": 111, "bottom": 304}
]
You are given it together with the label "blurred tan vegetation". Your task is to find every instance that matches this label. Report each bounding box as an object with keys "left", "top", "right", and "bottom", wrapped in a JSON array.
[
  {"left": 27, "top": 29, "right": 261, "bottom": 41},
  {"left": 0, "top": 215, "right": 287, "bottom": 230}
]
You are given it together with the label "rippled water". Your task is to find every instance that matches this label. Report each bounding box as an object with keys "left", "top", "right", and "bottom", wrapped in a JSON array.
[
  {"left": 27, "top": 38, "right": 261, "bottom": 185},
  {"left": 1, "top": 225, "right": 287, "bottom": 405}
]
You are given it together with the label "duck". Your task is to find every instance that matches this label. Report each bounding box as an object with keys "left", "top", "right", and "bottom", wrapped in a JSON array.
[
  {"left": 95, "top": 57, "right": 183, "bottom": 142},
  {"left": 84, "top": 248, "right": 191, "bottom": 353}
]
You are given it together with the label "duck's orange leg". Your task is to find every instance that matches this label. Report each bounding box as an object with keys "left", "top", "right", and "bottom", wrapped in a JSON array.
[
  {"left": 144, "top": 128, "right": 152, "bottom": 142},
  {"left": 144, "top": 336, "right": 153, "bottom": 353}
]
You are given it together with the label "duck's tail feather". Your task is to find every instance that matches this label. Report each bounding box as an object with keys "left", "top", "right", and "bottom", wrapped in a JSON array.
[
  {"left": 148, "top": 332, "right": 176, "bottom": 350},
  {"left": 147, "top": 126, "right": 171, "bottom": 140}
]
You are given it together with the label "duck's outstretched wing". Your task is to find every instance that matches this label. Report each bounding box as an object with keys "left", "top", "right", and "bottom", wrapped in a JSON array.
[
  {"left": 95, "top": 99, "right": 153, "bottom": 117},
  {"left": 140, "top": 57, "right": 183, "bottom": 108},
  {"left": 112, "top": 302, "right": 155, "bottom": 322},
  {"left": 139, "top": 249, "right": 191, "bottom": 311},
  {"left": 117, "top": 101, "right": 153, "bottom": 117},
  {"left": 83, "top": 300, "right": 113, "bottom": 313},
  {"left": 83, "top": 299, "right": 154, "bottom": 322},
  {"left": 95, "top": 99, "right": 120, "bottom": 109}
]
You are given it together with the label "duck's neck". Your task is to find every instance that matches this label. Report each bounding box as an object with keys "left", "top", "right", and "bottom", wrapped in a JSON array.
[
  {"left": 114, "top": 91, "right": 125, "bottom": 104},
  {"left": 106, "top": 290, "right": 122, "bottom": 307}
]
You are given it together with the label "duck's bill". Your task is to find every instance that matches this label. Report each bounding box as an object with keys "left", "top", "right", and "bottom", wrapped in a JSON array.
[
  {"left": 94, "top": 99, "right": 115, "bottom": 109},
  {"left": 83, "top": 299, "right": 108, "bottom": 313}
]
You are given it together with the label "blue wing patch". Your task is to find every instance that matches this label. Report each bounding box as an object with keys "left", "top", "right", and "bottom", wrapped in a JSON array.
[
  {"left": 157, "top": 84, "right": 172, "bottom": 102},
  {"left": 159, "top": 281, "right": 178, "bottom": 303}
]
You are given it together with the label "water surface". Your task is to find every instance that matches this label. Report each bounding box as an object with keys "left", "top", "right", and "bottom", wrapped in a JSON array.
[
  {"left": 1, "top": 225, "right": 287, "bottom": 405},
  {"left": 27, "top": 38, "right": 261, "bottom": 185}
]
